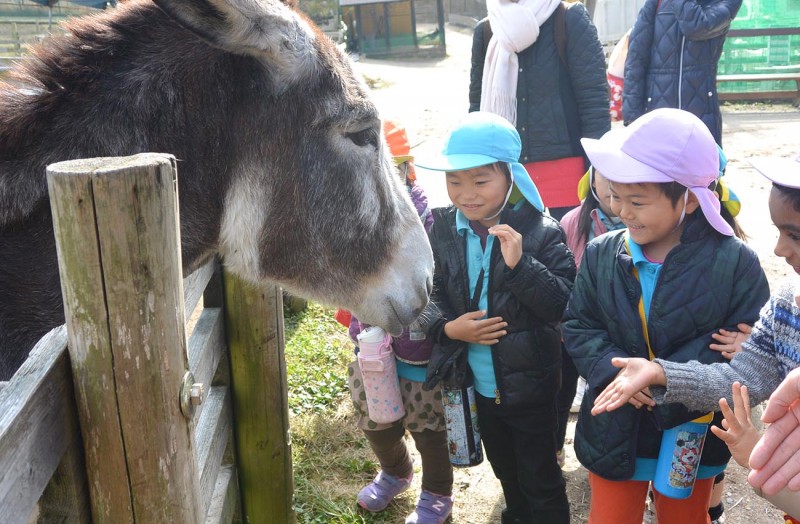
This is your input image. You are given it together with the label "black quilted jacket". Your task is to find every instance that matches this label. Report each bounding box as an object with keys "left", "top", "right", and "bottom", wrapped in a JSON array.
[
  {"left": 422, "top": 204, "right": 576, "bottom": 409},
  {"left": 469, "top": 2, "right": 610, "bottom": 165},
  {"left": 562, "top": 216, "right": 770, "bottom": 480},
  {"left": 622, "top": 0, "right": 742, "bottom": 145}
]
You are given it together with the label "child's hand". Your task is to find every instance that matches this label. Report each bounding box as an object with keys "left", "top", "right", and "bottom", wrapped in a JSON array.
[
  {"left": 591, "top": 358, "right": 664, "bottom": 415},
  {"left": 710, "top": 382, "right": 760, "bottom": 468},
  {"left": 710, "top": 323, "right": 752, "bottom": 359},
  {"left": 444, "top": 311, "right": 507, "bottom": 345},
  {"left": 488, "top": 225, "right": 522, "bottom": 270}
]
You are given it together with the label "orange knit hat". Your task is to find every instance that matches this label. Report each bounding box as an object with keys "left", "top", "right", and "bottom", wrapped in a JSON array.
[{"left": 383, "top": 120, "right": 414, "bottom": 164}]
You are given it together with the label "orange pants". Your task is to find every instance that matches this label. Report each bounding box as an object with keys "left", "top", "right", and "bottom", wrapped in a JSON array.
[{"left": 588, "top": 472, "right": 714, "bottom": 524}]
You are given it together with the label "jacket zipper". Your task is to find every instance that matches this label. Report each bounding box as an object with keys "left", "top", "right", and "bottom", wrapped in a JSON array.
[
  {"left": 678, "top": 35, "right": 686, "bottom": 109},
  {"left": 488, "top": 232, "right": 502, "bottom": 405}
]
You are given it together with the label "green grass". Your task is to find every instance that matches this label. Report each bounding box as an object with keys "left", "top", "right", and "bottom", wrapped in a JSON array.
[{"left": 285, "top": 302, "right": 415, "bottom": 523}]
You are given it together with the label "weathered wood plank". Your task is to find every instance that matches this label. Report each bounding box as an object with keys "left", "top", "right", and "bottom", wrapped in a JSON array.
[
  {"left": 205, "top": 465, "right": 240, "bottom": 524},
  {"left": 188, "top": 307, "right": 225, "bottom": 422},
  {"left": 0, "top": 327, "right": 83, "bottom": 524},
  {"left": 195, "top": 386, "right": 232, "bottom": 519},
  {"left": 727, "top": 27, "right": 800, "bottom": 37},
  {"left": 47, "top": 160, "right": 134, "bottom": 524},
  {"left": 224, "top": 275, "right": 294, "bottom": 523},
  {"left": 184, "top": 258, "right": 216, "bottom": 317},
  {"left": 37, "top": 432, "right": 92, "bottom": 524}
]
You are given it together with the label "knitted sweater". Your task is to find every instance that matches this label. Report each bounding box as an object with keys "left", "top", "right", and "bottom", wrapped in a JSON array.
[{"left": 652, "top": 279, "right": 799, "bottom": 411}]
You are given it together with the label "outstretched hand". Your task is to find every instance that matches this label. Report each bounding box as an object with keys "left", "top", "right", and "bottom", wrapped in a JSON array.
[
  {"left": 710, "top": 382, "right": 759, "bottom": 468},
  {"left": 444, "top": 310, "right": 507, "bottom": 345},
  {"left": 748, "top": 367, "right": 800, "bottom": 495},
  {"left": 710, "top": 323, "right": 752, "bottom": 360},
  {"left": 489, "top": 225, "right": 522, "bottom": 270},
  {"left": 591, "top": 358, "right": 663, "bottom": 415}
]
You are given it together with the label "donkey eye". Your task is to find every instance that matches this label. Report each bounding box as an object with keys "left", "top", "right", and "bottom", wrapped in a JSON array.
[{"left": 346, "top": 128, "right": 378, "bottom": 148}]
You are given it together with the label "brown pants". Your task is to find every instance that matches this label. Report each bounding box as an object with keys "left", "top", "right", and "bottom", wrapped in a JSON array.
[{"left": 363, "top": 423, "right": 453, "bottom": 496}]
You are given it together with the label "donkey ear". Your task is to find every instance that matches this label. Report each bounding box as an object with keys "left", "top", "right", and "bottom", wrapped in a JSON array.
[{"left": 152, "top": 0, "right": 318, "bottom": 83}]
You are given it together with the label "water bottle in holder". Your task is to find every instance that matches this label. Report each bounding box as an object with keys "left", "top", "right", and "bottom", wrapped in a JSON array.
[
  {"left": 357, "top": 326, "right": 405, "bottom": 424},
  {"left": 442, "top": 381, "right": 483, "bottom": 467},
  {"left": 653, "top": 412, "right": 713, "bottom": 499}
]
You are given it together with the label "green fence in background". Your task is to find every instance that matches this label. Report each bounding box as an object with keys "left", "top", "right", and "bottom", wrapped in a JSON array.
[{"left": 718, "top": 0, "right": 800, "bottom": 96}]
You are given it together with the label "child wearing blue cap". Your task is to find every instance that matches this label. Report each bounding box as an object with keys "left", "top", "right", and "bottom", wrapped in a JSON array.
[
  {"left": 561, "top": 108, "right": 770, "bottom": 523},
  {"left": 416, "top": 111, "right": 576, "bottom": 524}
]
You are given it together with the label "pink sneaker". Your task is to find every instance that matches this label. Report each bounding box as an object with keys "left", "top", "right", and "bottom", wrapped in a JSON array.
[
  {"left": 356, "top": 471, "right": 412, "bottom": 512},
  {"left": 405, "top": 490, "right": 454, "bottom": 524}
]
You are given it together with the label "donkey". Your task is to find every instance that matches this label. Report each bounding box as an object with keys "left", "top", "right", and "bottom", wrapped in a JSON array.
[{"left": 0, "top": 0, "right": 434, "bottom": 381}]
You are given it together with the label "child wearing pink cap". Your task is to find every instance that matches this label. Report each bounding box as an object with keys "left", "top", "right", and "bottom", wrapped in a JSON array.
[
  {"left": 561, "top": 108, "right": 770, "bottom": 523},
  {"left": 589, "top": 153, "right": 800, "bottom": 524}
]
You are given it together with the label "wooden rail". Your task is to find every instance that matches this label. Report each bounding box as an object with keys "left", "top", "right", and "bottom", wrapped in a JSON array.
[
  {"left": 719, "top": 27, "right": 800, "bottom": 104},
  {"left": 1, "top": 153, "right": 294, "bottom": 523}
]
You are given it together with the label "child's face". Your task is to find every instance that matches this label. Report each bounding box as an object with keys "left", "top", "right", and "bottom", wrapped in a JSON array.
[
  {"left": 593, "top": 170, "right": 615, "bottom": 217},
  {"left": 446, "top": 164, "right": 510, "bottom": 227},
  {"left": 770, "top": 186, "right": 800, "bottom": 275},
  {"left": 609, "top": 181, "right": 698, "bottom": 259}
]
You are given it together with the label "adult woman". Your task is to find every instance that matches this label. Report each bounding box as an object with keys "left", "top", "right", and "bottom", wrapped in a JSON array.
[
  {"left": 469, "top": 0, "right": 610, "bottom": 220},
  {"left": 623, "top": 0, "right": 743, "bottom": 145}
]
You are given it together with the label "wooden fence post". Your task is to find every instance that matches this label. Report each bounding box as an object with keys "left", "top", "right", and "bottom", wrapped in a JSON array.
[
  {"left": 223, "top": 275, "right": 294, "bottom": 523},
  {"left": 47, "top": 153, "right": 202, "bottom": 523}
]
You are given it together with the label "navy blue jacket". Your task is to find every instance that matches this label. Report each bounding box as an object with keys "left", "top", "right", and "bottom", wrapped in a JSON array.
[
  {"left": 562, "top": 215, "right": 769, "bottom": 480},
  {"left": 623, "top": 0, "right": 742, "bottom": 144}
]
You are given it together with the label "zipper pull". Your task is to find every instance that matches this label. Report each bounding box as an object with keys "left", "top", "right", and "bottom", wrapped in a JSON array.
[{"left": 495, "top": 389, "right": 501, "bottom": 405}]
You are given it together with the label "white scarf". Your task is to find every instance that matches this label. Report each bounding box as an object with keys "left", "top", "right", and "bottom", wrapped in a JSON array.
[{"left": 481, "top": 0, "right": 562, "bottom": 126}]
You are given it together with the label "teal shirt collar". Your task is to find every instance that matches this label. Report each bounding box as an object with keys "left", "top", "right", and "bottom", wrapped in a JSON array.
[
  {"left": 455, "top": 208, "right": 471, "bottom": 235},
  {"left": 626, "top": 233, "right": 649, "bottom": 265}
]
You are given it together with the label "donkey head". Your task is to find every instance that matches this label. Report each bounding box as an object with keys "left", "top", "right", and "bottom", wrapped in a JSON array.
[{"left": 153, "top": 0, "right": 433, "bottom": 333}]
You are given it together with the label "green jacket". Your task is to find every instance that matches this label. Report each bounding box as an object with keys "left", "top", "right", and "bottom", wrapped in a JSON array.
[{"left": 562, "top": 215, "right": 770, "bottom": 480}]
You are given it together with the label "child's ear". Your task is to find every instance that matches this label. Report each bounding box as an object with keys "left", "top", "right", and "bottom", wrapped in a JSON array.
[{"left": 684, "top": 191, "right": 701, "bottom": 215}]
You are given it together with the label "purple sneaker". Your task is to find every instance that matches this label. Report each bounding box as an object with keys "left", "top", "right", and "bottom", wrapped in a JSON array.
[
  {"left": 356, "top": 471, "right": 412, "bottom": 512},
  {"left": 405, "top": 490, "right": 454, "bottom": 524}
]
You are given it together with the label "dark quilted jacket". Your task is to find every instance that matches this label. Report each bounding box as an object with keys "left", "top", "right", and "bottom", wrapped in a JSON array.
[
  {"left": 562, "top": 215, "right": 769, "bottom": 480},
  {"left": 622, "top": 0, "right": 742, "bottom": 145},
  {"left": 469, "top": 2, "right": 610, "bottom": 165},
  {"left": 421, "top": 203, "right": 576, "bottom": 409}
]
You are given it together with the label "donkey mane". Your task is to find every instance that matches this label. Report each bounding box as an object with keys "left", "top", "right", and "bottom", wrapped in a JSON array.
[{"left": 0, "top": 0, "right": 433, "bottom": 381}]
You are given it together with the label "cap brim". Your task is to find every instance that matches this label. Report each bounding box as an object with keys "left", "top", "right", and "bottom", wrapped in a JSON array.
[
  {"left": 414, "top": 153, "right": 497, "bottom": 172},
  {"left": 693, "top": 187, "right": 734, "bottom": 236},
  {"left": 749, "top": 156, "right": 800, "bottom": 189},
  {"left": 581, "top": 130, "right": 672, "bottom": 184},
  {"left": 510, "top": 162, "right": 545, "bottom": 213}
]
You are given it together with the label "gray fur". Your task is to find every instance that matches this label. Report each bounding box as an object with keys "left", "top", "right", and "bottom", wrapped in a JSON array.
[{"left": 0, "top": 0, "right": 433, "bottom": 380}]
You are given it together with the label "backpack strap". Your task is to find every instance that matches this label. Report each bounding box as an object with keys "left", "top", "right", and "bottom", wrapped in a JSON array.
[
  {"left": 482, "top": 18, "right": 492, "bottom": 58},
  {"left": 554, "top": 1, "right": 568, "bottom": 69}
]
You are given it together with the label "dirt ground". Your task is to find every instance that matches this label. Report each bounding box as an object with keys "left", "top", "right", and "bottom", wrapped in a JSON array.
[{"left": 352, "top": 24, "right": 800, "bottom": 524}]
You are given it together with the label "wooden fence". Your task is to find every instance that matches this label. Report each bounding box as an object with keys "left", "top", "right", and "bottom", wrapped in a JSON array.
[{"left": 0, "top": 154, "right": 294, "bottom": 523}]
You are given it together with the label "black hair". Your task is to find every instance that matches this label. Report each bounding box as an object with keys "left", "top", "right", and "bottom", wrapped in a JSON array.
[
  {"left": 494, "top": 161, "right": 512, "bottom": 181},
  {"left": 613, "top": 180, "right": 748, "bottom": 240},
  {"left": 575, "top": 187, "right": 600, "bottom": 248},
  {"left": 655, "top": 181, "right": 689, "bottom": 206},
  {"left": 773, "top": 182, "right": 800, "bottom": 213}
]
